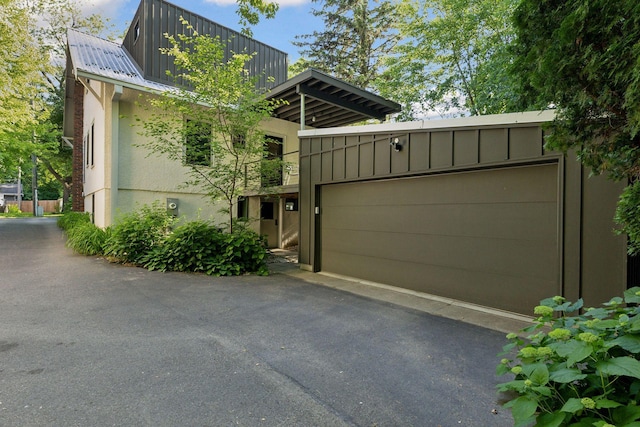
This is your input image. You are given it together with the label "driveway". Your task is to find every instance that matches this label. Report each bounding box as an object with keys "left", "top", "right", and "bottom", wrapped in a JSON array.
[{"left": 0, "top": 217, "right": 514, "bottom": 426}]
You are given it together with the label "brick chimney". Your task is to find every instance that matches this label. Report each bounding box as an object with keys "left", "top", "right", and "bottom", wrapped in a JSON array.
[{"left": 72, "top": 79, "right": 84, "bottom": 212}]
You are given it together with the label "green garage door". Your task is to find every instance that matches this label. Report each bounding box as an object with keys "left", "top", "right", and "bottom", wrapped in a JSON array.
[{"left": 320, "top": 164, "right": 559, "bottom": 315}]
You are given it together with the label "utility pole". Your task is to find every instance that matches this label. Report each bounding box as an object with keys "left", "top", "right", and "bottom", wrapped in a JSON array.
[
  {"left": 31, "top": 153, "right": 38, "bottom": 216},
  {"left": 17, "top": 166, "right": 22, "bottom": 211}
]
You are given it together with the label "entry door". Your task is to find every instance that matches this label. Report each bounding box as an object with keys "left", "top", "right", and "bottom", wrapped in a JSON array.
[{"left": 260, "top": 199, "right": 279, "bottom": 248}]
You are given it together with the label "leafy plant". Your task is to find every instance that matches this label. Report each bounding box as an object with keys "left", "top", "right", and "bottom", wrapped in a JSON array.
[
  {"left": 57, "top": 211, "right": 91, "bottom": 231},
  {"left": 218, "top": 227, "right": 269, "bottom": 276},
  {"left": 104, "top": 203, "right": 176, "bottom": 265},
  {"left": 143, "top": 221, "right": 268, "bottom": 276},
  {"left": 143, "top": 220, "right": 224, "bottom": 273},
  {"left": 65, "top": 221, "right": 109, "bottom": 256},
  {"left": 497, "top": 288, "right": 640, "bottom": 427}
]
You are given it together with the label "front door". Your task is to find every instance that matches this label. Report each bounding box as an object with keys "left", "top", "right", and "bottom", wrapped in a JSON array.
[{"left": 260, "top": 198, "right": 279, "bottom": 248}]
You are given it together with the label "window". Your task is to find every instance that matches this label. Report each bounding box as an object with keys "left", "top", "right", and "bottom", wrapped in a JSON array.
[
  {"left": 185, "top": 120, "right": 211, "bottom": 166},
  {"left": 261, "top": 135, "right": 283, "bottom": 187},
  {"left": 260, "top": 201, "right": 274, "bottom": 220},
  {"left": 90, "top": 123, "right": 94, "bottom": 167},
  {"left": 133, "top": 20, "right": 140, "bottom": 43},
  {"left": 85, "top": 123, "right": 94, "bottom": 168}
]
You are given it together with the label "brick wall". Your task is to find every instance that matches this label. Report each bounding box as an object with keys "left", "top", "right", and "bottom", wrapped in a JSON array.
[{"left": 72, "top": 80, "right": 84, "bottom": 212}]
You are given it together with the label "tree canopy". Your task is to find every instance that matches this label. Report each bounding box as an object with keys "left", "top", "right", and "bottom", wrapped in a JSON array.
[
  {"left": 292, "top": 0, "right": 401, "bottom": 91},
  {"left": 377, "top": 0, "right": 522, "bottom": 120},
  {"left": 511, "top": 0, "right": 640, "bottom": 253}
]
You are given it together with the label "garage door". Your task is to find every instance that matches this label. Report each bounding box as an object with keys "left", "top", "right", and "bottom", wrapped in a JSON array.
[{"left": 320, "top": 164, "right": 559, "bottom": 315}]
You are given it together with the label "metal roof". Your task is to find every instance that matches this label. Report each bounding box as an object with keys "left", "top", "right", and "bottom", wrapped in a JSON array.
[
  {"left": 267, "top": 69, "right": 401, "bottom": 128},
  {"left": 66, "top": 31, "right": 401, "bottom": 128},
  {"left": 67, "top": 29, "right": 174, "bottom": 93}
]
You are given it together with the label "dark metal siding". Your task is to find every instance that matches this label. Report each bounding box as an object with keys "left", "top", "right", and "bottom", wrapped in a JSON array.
[
  {"left": 299, "top": 122, "right": 627, "bottom": 314},
  {"left": 122, "top": 0, "right": 288, "bottom": 90},
  {"left": 320, "top": 165, "right": 559, "bottom": 315}
]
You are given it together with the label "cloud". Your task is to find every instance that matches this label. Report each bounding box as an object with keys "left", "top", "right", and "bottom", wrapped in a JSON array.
[
  {"left": 76, "top": 0, "right": 130, "bottom": 21},
  {"left": 204, "top": 0, "right": 310, "bottom": 7}
]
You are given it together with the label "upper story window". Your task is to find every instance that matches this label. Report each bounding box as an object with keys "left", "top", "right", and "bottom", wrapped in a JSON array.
[
  {"left": 133, "top": 20, "right": 140, "bottom": 43},
  {"left": 85, "top": 123, "right": 94, "bottom": 168},
  {"left": 184, "top": 120, "right": 212, "bottom": 166}
]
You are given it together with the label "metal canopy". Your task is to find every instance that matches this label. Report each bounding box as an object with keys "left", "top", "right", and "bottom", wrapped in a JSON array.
[{"left": 266, "top": 69, "right": 401, "bottom": 129}]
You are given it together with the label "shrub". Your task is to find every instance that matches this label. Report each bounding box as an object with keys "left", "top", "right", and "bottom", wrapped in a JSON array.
[
  {"left": 497, "top": 287, "right": 640, "bottom": 427},
  {"left": 143, "top": 220, "right": 224, "bottom": 273},
  {"left": 219, "top": 227, "right": 268, "bottom": 276},
  {"left": 104, "top": 203, "right": 176, "bottom": 265},
  {"left": 57, "top": 211, "right": 92, "bottom": 231},
  {"left": 143, "top": 221, "right": 268, "bottom": 276},
  {"left": 66, "top": 222, "right": 109, "bottom": 256}
]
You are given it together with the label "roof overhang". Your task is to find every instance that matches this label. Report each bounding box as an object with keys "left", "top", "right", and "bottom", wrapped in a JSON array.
[{"left": 267, "top": 69, "right": 401, "bottom": 128}]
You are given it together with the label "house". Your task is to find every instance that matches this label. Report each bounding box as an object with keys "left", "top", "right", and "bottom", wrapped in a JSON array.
[
  {"left": 297, "top": 111, "right": 636, "bottom": 315},
  {"left": 62, "top": 0, "right": 400, "bottom": 248},
  {"left": 0, "top": 183, "right": 22, "bottom": 209}
]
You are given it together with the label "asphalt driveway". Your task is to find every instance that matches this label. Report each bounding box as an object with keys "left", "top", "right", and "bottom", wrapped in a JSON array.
[{"left": 0, "top": 217, "right": 514, "bottom": 426}]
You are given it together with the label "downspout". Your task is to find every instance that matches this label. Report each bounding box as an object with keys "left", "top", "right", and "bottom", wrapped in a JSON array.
[
  {"left": 110, "top": 85, "right": 123, "bottom": 226},
  {"left": 297, "top": 85, "right": 306, "bottom": 130}
]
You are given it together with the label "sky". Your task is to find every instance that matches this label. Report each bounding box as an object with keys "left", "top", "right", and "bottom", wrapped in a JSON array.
[{"left": 80, "top": 0, "right": 323, "bottom": 62}]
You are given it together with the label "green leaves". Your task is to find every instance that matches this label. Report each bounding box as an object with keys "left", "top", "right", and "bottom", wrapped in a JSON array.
[
  {"left": 597, "top": 357, "right": 640, "bottom": 380},
  {"left": 498, "top": 288, "right": 640, "bottom": 425},
  {"left": 504, "top": 396, "right": 537, "bottom": 427},
  {"left": 378, "top": 0, "right": 523, "bottom": 119},
  {"left": 60, "top": 205, "right": 269, "bottom": 276},
  {"left": 512, "top": 0, "right": 640, "bottom": 254}
]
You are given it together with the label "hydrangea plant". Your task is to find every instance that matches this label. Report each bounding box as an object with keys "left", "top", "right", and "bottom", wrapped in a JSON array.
[{"left": 497, "top": 287, "right": 640, "bottom": 427}]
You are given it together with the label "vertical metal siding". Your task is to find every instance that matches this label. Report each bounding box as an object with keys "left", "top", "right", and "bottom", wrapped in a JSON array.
[
  {"left": 122, "top": 0, "right": 287, "bottom": 89},
  {"left": 299, "top": 122, "right": 627, "bottom": 312}
]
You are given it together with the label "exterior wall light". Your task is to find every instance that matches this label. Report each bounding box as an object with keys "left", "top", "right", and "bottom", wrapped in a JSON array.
[{"left": 390, "top": 137, "right": 403, "bottom": 152}]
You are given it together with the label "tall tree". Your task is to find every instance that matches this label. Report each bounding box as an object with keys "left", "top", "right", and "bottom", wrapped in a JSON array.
[
  {"left": 0, "top": 0, "right": 113, "bottom": 205},
  {"left": 137, "top": 20, "right": 284, "bottom": 231},
  {"left": 0, "top": 0, "right": 48, "bottom": 180},
  {"left": 378, "top": 0, "right": 521, "bottom": 120},
  {"left": 292, "top": 0, "right": 401, "bottom": 91},
  {"left": 511, "top": 0, "right": 640, "bottom": 253}
]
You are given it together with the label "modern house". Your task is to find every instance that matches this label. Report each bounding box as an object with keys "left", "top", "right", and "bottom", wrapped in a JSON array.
[
  {"left": 63, "top": 0, "right": 400, "bottom": 248},
  {"left": 298, "top": 111, "right": 635, "bottom": 315}
]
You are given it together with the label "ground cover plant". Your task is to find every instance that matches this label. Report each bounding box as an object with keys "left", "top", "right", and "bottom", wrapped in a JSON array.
[
  {"left": 498, "top": 287, "right": 640, "bottom": 426},
  {"left": 58, "top": 204, "right": 268, "bottom": 276}
]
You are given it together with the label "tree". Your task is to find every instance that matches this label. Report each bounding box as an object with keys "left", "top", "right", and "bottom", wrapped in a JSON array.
[
  {"left": 137, "top": 20, "right": 284, "bottom": 232},
  {"left": 235, "top": 0, "right": 278, "bottom": 37},
  {"left": 0, "top": 0, "right": 48, "bottom": 180},
  {"left": 377, "top": 0, "right": 522, "bottom": 120},
  {"left": 292, "top": 0, "right": 401, "bottom": 91},
  {"left": 0, "top": 0, "right": 113, "bottom": 205},
  {"left": 511, "top": 0, "right": 640, "bottom": 253}
]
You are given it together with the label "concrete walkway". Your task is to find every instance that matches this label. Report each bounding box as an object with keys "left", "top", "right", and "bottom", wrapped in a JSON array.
[
  {"left": 0, "top": 217, "right": 518, "bottom": 426},
  {"left": 268, "top": 249, "right": 532, "bottom": 335}
]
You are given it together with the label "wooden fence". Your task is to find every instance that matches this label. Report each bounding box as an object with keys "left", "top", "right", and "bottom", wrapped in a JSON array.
[{"left": 4, "top": 200, "right": 62, "bottom": 214}]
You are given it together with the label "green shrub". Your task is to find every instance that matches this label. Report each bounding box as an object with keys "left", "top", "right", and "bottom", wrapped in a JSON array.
[
  {"left": 219, "top": 227, "right": 268, "bottom": 276},
  {"left": 104, "top": 203, "right": 176, "bottom": 265},
  {"left": 143, "top": 220, "right": 224, "bottom": 273},
  {"left": 143, "top": 221, "right": 268, "bottom": 276},
  {"left": 66, "top": 222, "right": 109, "bottom": 256},
  {"left": 497, "top": 288, "right": 640, "bottom": 427},
  {"left": 57, "top": 211, "right": 92, "bottom": 231}
]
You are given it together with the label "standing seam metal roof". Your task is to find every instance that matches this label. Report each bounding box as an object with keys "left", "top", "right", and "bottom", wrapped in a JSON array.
[{"left": 67, "top": 29, "right": 173, "bottom": 93}]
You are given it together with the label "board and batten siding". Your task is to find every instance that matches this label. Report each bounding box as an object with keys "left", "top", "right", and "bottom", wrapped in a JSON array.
[
  {"left": 122, "top": 0, "right": 288, "bottom": 91},
  {"left": 298, "top": 112, "right": 627, "bottom": 315}
]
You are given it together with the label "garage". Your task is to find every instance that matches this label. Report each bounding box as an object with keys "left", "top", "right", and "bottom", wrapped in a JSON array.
[
  {"left": 319, "top": 164, "right": 559, "bottom": 314},
  {"left": 298, "top": 111, "right": 627, "bottom": 316}
]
